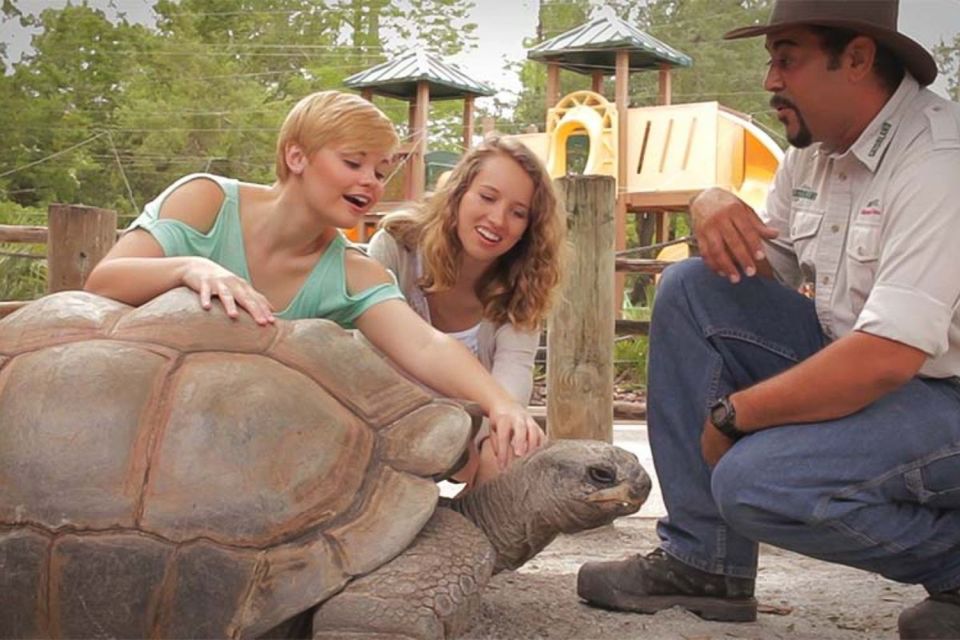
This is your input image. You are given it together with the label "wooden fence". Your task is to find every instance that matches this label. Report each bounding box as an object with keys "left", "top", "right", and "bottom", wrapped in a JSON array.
[
  {"left": 0, "top": 204, "right": 117, "bottom": 318},
  {"left": 1, "top": 182, "right": 668, "bottom": 439}
]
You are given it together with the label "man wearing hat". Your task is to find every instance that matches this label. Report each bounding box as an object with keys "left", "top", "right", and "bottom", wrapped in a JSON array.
[{"left": 577, "top": 1, "right": 960, "bottom": 637}]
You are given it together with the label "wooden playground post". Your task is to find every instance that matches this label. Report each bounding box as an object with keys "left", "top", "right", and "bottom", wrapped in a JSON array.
[
  {"left": 614, "top": 50, "right": 630, "bottom": 316},
  {"left": 546, "top": 63, "right": 560, "bottom": 113},
  {"left": 462, "top": 95, "right": 475, "bottom": 150},
  {"left": 591, "top": 71, "right": 604, "bottom": 94},
  {"left": 402, "top": 81, "right": 430, "bottom": 201},
  {"left": 46, "top": 204, "right": 117, "bottom": 293},
  {"left": 547, "top": 176, "right": 615, "bottom": 442},
  {"left": 658, "top": 64, "right": 673, "bottom": 105}
]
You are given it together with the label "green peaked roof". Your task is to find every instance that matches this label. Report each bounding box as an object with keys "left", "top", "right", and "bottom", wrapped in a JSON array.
[
  {"left": 527, "top": 10, "right": 692, "bottom": 75},
  {"left": 344, "top": 50, "right": 495, "bottom": 101}
]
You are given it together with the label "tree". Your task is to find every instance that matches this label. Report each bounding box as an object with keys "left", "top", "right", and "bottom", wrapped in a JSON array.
[
  {"left": 508, "top": 0, "right": 593, "bottom": 134},
  {"left": 629, "top": 0, "right": 778, "bottom": 143},
  {"left": 0, "top": 5, "right": 148, "bottom": 209},
  {"left": 0, "top": 0, "right": 482, "bottom": 223}
]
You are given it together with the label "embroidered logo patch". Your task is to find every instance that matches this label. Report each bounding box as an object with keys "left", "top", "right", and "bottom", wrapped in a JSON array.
[
  {"left": 868, "top": 122, "right": 892, "bottom": 157},
  {"left": 860, "top": 198, "right": 882, "bottom": 217}
]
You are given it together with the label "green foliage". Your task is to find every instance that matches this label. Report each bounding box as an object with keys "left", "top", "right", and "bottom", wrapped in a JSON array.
[
  {"left": 0, "top": 201, "right": 47, "bottom": 301},
  {"left": 0, "top": 0, "right": 482, "bottom": 297},
  {"left": 672, "top": 213, "right": 692, "bottom": 237},
  {"left": 509, "top": 0, "right": 593, "bottom": 133},
  {"left": 2, "top": 5, "right": 147, "bottom": 209},
  {"left": 613, "top": 335, "right": 649, "bottom": 390},
  {"left": 630, "top": 0, "right": 781, "bottom": 144},
  {"left": 0, "top": 0, "right": 479, "bottom": 221}
]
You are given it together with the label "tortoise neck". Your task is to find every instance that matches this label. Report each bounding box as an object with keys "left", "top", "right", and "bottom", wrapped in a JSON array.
[{"left": 450, "top": 469, "right": 561, "bottom": 574}]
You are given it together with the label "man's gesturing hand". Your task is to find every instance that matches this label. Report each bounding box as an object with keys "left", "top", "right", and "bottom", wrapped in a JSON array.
[{"left": 691, "top": 188, "right": 779, "bottom": 283}]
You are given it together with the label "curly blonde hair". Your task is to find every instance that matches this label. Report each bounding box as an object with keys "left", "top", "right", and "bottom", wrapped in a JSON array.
[{"left": 380, "top": 136, "right": 566, "bottom": 331}]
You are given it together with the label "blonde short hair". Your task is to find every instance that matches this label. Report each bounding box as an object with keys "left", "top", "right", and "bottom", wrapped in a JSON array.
[
  {"left": 275, "top": 90, "right": 399, "bottom": 182},
  {"left": 380, "top": 136, "right": 566, "bottom": 331}
]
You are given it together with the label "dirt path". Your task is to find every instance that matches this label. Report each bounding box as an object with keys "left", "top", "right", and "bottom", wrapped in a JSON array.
[{"left": 462, "top": 517, "right": 923, "bottom": 639}]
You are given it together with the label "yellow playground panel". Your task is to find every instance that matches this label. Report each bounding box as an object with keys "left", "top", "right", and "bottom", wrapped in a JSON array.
[{"left": 508, "top": 90, "right": 782, "bottom": 215}]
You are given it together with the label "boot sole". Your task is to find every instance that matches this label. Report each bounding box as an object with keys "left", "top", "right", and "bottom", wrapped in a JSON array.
[{"left": 582, "top": 591, "right": 758, "bottom": 622}]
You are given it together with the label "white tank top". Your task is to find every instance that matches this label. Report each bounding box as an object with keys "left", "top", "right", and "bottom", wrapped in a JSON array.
[
  {"left": 413, "top": 253, "right": 482, "bottom": 356},
  {"left": 445, "top": 323, "right": 481, "bottom": 356}
]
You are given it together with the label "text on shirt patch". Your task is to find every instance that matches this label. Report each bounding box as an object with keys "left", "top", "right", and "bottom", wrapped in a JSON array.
[
  {"left": 868, "top": 122, "right": 892, "bottom": 158},
  {"left": 792, "top": 187, "right": 818, "bottom": 201},
  {"left": 860, "top": 198, "right": 883, "bottom": 217}
]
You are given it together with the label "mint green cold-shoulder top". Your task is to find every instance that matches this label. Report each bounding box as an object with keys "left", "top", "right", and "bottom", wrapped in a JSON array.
[{"left": 127, "top": 173, "right": 403, "bottom": 328}]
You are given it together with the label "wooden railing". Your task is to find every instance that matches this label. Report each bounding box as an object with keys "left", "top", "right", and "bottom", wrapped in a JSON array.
[{"left": 0, "top": 204, "right": 117, "bottom": 318}]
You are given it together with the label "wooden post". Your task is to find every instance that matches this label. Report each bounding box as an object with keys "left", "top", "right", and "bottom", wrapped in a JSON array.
[
  {"left": 408, "top": 80, "right": 429, "bottom": 201},
  {"left": 361, "top": 88, "right": 374, "bottom": 102},
  {"left": 546, "top": 63, "right": 560, "bottom": 112},
  {"left": 462, "top": 94, "right": 475, "bottom": 151},
  {"left": 658, "top": 64, "right": 672, "bottom": 105},
  {"left": 547, "top": 176, "right": 615, "bottom": 442},
  {"left": 47, "top": 204, "right": 117, "bottom": 292},
  {"left": 614, "top": 50, "right": 630, "bottom": 317},
  {"left": 591, "top": 71, "right": 604, "bottom": 94}
]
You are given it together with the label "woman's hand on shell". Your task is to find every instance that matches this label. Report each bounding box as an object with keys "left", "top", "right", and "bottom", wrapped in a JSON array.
[{"left": 181, "top": 258, "right": 275, "bottom": 325}]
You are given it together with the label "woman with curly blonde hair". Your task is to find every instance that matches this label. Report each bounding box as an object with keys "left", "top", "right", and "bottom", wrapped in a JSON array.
[{"left": 368, "top": 135, "right": 566, "bottom": 485}]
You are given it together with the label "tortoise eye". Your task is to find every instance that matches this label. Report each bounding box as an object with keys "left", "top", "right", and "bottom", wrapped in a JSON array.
[{"left": 587, "top": 465, "right": 616, "bottom": 485}]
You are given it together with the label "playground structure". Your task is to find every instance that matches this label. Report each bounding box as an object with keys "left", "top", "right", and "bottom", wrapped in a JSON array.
[
  {"left": 506, "top": 9, "right": 783, "bottom": 282},
  {"left": 508, "top": 91, "right": 781, "bottom": 222}
]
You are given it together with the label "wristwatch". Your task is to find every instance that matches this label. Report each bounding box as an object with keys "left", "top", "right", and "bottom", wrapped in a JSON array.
[{"left": 709, "top": 396, "right": 748, "bottom": 442}]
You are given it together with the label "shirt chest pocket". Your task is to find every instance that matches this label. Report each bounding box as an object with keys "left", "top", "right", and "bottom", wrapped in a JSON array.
[
  {"left": 791, "top": 208, "right": 824, "bottom": 264},
  {"left": 846, "top": 221, "right": 882, "bottom": 263}
]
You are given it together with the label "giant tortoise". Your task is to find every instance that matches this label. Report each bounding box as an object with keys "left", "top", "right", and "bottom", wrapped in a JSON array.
[{"left": 0, "top": 288, "right": 650, "bottom": 639}]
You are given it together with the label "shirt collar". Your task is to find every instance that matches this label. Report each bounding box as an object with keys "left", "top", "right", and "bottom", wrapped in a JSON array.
[{"left": 831, "top": 74, "right": 920, "bottom": 172}]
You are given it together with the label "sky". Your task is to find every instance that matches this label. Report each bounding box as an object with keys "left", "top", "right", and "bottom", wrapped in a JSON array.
[
  {"left": 452, "top": 0, "right": 960, "bottom": 99},
  {"left": 2, "top": 0, "right": 958, "bottom": 102}
]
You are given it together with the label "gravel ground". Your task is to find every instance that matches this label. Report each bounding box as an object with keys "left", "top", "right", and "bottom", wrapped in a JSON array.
[{"left": 461, "top": 517, "right": 924, "bottom": 640}]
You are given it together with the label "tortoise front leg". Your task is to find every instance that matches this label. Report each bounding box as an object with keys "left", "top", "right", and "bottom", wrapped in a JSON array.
[{"left": 312, "top": 509, "right": 494, "bottom": 639}]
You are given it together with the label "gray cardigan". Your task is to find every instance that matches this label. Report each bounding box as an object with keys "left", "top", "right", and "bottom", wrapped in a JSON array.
[{"left": 367, "top": 229, "right": 539, "bottom": 406}]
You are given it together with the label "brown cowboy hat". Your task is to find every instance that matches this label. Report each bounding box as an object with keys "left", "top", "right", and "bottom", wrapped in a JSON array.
[{"left": 724, "top": 0, "right": 937, "bottom": 86}]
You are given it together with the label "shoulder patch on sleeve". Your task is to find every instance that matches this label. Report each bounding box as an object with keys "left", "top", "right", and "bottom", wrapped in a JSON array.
[{"left": 925, "top": 103, "right": 960, "bottom": 150}]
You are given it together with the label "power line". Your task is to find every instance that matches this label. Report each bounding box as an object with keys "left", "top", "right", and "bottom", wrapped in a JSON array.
[
  {"left": 106, "top": 130, "right": 139, "bottom": 213},
  {"left": 0, "top": 133, "right": 107, "bottom": 179}
]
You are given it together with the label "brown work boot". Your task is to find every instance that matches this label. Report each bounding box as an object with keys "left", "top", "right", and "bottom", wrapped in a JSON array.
[
  {"left": 899, "top": 588, "right": 960, "bottom": 639},
  {"left": 577, "top": 548, "right": 758, "bottom": 622}
]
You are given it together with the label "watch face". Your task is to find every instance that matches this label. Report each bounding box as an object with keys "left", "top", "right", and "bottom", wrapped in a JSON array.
[{"left": 710, "top": 402, "right": 728, "bottom": 426}]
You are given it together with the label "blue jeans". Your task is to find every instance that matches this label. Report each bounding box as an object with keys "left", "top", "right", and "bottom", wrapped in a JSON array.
[{"left": 648, "top": 258, "right": 960, "bottom": 592}]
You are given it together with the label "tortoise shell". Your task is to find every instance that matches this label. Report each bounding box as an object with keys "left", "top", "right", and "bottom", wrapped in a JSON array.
[{"left": 0, "top": 288, "right": 472, "bottom": 638}]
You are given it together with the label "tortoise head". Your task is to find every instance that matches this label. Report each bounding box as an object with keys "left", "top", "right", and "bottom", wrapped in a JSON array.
[
  {"left": 453, "top": 438, "right": 651, "bottom": 573},
  {"left": 515, "top": 439, "right": 651, "bottom": 533}
]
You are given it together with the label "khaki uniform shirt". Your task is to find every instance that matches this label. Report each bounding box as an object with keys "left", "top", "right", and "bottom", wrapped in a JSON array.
[{"left": 761, "top": 75, "right": 960, "bottom": 378}]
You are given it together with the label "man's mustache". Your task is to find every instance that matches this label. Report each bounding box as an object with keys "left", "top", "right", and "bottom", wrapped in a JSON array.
[{"left": 770, "top": 95, "right": 798, "bottom": 110}]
